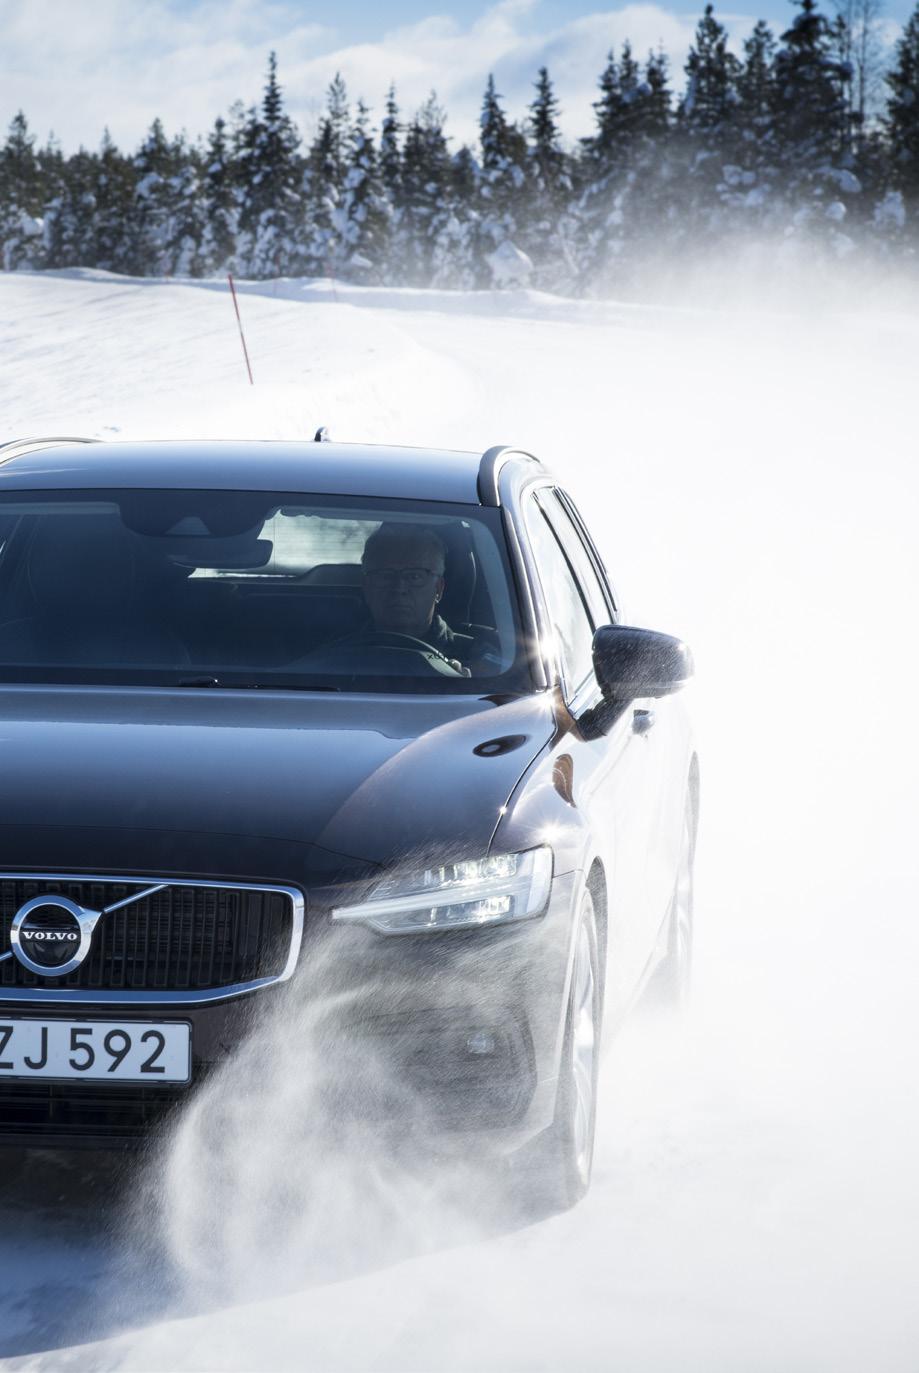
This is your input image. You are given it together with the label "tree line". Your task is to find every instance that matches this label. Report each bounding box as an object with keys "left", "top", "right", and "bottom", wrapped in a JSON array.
[{"left": 2, "top": 0, "right": 918, "bottom": 296}]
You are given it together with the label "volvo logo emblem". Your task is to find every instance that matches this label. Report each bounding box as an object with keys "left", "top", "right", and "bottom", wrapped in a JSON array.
[{"left": 9, "top": 897, "right": 102, "bottom": 977}]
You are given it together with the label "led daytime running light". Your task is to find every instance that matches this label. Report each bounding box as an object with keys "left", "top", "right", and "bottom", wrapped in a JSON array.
[{"left": 331, "top": 848, "right": 552, "bottom": 935}]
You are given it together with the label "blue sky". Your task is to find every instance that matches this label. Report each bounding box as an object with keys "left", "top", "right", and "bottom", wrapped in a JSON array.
[
  {"left": 228, "top": 0, "right": 913, "bottom": 41},
  {"left": 2, "top": 0, "right": 910, "bottom": 154}
]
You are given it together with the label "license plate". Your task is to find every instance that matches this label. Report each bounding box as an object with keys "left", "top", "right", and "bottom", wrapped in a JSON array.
[{"left": 0, "top": 1019, "right": 191, "bottom": 1084}]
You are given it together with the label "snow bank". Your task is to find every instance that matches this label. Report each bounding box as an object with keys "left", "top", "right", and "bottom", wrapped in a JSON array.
[{"left": 0, "top": 269, "right": 474, "bottom": 446}]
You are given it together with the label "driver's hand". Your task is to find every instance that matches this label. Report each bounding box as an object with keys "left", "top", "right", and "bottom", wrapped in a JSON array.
[{"left": 447, "top": 658, "right": 471, "bottom": 678}]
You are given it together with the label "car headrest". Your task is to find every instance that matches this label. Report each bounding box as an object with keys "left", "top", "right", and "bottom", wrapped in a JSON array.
[
  {"left": 440, "top": 527, "right": 476, "bottom": 625},
  {"left": 301, "top": 563, "right": 363, "bottom": 586}
]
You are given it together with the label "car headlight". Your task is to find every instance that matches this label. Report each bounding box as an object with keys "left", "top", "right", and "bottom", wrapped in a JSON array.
[{"left": 331, "top": 847, "right": 553, "bottom": 936}]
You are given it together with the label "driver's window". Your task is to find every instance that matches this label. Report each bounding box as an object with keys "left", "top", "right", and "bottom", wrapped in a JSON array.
[{"left": 525, "top": 495, "right": 595, "bottom": 691}]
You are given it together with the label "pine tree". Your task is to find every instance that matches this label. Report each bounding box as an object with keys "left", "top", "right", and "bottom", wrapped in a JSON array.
[
  {"left": 679, "top": 4, "right": 742, "bottom": 134},
  {"left": 430, "top": 143, "right": 480, "bottom": 288},
  {"left": 581, "top": 43, "right": 661, "bottom": 177},
  {"left": 318, "top": 73, "right": 351, "bottom": 190},
  {"left": 624, "top": 51, "right": 678, "bottom": 260},
  {"left": 450, "top": 144, "right": 479, "bottom": 203},
  {"left": 0, "top": 112, "right": 44, "bottom": 270},
  {"left": 165, "top": 135, "right": 206, "bottom": 276},
  {"left": 238, "top": 53, "right": 302, "bottom": 277},
  {"left": 337, "top": 100, "right": 391, "bottom": 279},
  {"left": 94, "top": 130, "right": 134, "bottom": 273},
  {"left": 677, "top": 5, "right": 743, "bottom": 238},
  {"left": 124, "top": 118, "right": 177, "bottom": 274},
  {"left": 586, "top": 50, "right": 623, "bottom": 169},
  {"left": 200, "top": 117, "right": 239, "bottom": 273},
  {"left": 303, "top": 121, "right": 337, "bottom": 276},
  {"left": 772, "top": 0, "right": 859, "bottom": 246},
  {"left": 395, "top": 93, "right": 453, "bottom": 284},
  {"left": 643, "top": 50, "right": 674, "bottom": 137},
  {"left": 36, "top": 136, "right": 65, "bottom": 219},
  {"left": 772, "top": 0, "right": 853, "bottom": 220},
  {"left": 528, "top": 67, "right": 565, "bottom": 194},
  {"left": 478, "top": 75, "right": 528, "bottom": 276},
  {"left": 43, "top": 148, "right": 98, "bottom": 268},
  {"left": 303, "top": 73, "right": 351, "bottom": 275},
  {"left": 379, "top": 85, "right": 402, "bottom": 207},
  {"left": 727, "top": 22, "right": 780, "bottom": 230},
  {"left": 885, "top": 0, "right": 919, "bottom": 208},
  {"left": 524, "top": 67, "right": 574, "bottom": 289},
  {"left": 1, "top": 112, "right": 41, "bottom": 216},
  {"left": 616, "top": 44, "right": 649, "bottom": 139},
  {"left": 737, "top": 20, "right": 777, "bottom": 134},
  {"left": 575, "top": 50, "right": 628, "bottom": 288},
  {"left": 575, "top": 45, "right": 675, "bottom": 292}
]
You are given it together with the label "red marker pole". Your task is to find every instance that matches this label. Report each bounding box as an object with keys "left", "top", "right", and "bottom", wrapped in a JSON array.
[{"left": 227, "top": 272, "right": 254, "bottom": 386}]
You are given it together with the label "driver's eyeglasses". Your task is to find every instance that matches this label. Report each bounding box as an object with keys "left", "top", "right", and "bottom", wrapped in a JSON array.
[{"left": 363, "top": 567, "right": 442, "bottom": 589}]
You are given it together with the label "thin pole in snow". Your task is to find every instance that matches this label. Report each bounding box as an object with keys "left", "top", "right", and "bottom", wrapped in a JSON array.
[{"left": 227, "top": 272, "right": 254, "bottom": 385}]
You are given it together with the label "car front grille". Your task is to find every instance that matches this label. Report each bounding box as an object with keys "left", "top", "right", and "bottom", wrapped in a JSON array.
[{"left": 0, "top": 876, "right": 301, "bottom": 995}]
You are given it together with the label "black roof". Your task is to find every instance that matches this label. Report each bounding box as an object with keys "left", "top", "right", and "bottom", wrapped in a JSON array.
[{"left": 0, "top": 439, "right": 540, "bottom": 506}]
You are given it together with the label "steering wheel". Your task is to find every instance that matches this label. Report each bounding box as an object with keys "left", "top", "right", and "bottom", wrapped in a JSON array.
[{"left": 344, "top": 630, "right": 465, "bottom": 675}]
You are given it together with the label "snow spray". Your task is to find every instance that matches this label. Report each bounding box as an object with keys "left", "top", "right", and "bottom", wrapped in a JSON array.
[{"left": 134, "top": 932, "right": 543, "bottom": 1308}]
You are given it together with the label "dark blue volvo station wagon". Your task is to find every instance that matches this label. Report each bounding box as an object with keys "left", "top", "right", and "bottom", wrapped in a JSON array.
[{"left": 0, "top": 435, "right": 696, "bottom": 1209}]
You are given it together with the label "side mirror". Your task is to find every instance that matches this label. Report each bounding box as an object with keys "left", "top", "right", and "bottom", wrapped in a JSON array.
[
  {"left": 593, "top": 624, "right": 694, "bottom": 702},
  {"left": 578, "top": 626, "right": 693, "bottom": 741}
]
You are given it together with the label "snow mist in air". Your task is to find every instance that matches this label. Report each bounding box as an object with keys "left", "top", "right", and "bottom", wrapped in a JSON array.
[{"left": 145, "top": 948, "right": 527, "bottom": 1308}]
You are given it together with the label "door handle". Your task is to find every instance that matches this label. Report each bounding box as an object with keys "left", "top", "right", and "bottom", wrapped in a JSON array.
[{"left": 632, "top": 709, "right": 656, "bottom": 736}]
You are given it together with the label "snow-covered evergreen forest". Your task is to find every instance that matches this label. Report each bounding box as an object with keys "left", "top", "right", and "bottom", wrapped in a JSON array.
[{"left": 3, "top": 0, "right": 919, "bottom": 294}]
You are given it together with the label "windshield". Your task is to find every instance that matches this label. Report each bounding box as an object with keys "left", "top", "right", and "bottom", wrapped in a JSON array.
[{"left": 0, "top": 490, "right": 533, "bottom": 694}]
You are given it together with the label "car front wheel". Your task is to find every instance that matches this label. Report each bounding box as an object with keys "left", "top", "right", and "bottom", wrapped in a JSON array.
[
  {"left": 522, "top": 886, "right": 602, "bottom": 1213},
  {"left": 646, "top": 785, "right": 697, "bottom": 1012}
]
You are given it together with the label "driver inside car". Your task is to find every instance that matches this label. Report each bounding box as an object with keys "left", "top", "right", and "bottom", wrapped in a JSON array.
[{"left": 360, "top": 523, "right": 472, "bottom": 676}]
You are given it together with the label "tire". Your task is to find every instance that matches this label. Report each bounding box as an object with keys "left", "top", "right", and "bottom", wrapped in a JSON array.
[
  {"left": 646, "top": 785, "right": 697, "bottom": 1012},
  {"left": 521, "top": 887, "right": 602, "bottom": 1214}
]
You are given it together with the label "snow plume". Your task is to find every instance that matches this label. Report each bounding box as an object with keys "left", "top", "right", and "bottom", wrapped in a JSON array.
[{"left": 142, "top": 941, "right": 527, "bottom": 1309}]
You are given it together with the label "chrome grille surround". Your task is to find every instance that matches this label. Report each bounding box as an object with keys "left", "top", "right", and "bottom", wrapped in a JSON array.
[{"left": 0, "top": 873, "right": 304, "bottom": 1006}]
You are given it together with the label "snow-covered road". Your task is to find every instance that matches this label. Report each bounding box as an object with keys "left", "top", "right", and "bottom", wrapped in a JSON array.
[{"left": 1, "top": 270, "right": 917, "bottom": 1371}]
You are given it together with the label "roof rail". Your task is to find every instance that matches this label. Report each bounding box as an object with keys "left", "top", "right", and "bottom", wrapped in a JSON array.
[
  {"left": 0, "top": 435, "right": 99, "bottom": 465},
  {"left": 477, "top": 445, "right": 539, "bottom": 506}
]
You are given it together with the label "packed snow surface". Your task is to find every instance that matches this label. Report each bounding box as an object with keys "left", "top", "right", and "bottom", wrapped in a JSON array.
[{"left": 0, "top": 268, "right": 918, "bottom": 1371}]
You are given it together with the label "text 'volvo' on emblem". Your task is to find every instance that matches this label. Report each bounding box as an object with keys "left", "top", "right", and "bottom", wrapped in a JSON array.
[{"left": 10, "top": 897, "right": 103, "bottom": 978}]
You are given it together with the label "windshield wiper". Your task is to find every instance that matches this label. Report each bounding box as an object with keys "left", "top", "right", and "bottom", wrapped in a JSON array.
[{"left": 175, "top": 676, "right": 340, "bottom": 691}]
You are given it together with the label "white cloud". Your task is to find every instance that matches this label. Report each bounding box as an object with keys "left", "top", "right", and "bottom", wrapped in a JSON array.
[
  {"left": 1, "top": 0, "right": 331, "bottom": 149},
  {"left": 0, "top": 0, "right": 765, "bottom": 154}
]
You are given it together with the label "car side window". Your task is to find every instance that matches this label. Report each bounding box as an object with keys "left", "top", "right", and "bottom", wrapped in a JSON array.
[
  {"left": 525, "top": 494, "right": 595, "bottom": 691},
  {"left": 539, "top": 490, "right": 614, "bottom": 627}
]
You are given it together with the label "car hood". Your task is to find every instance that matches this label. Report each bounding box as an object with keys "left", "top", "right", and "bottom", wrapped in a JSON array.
[{"left": 0, "top": 687, "right": 555, "bottom": 876}]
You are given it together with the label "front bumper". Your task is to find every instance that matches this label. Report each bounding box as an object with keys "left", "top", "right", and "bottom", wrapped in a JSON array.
[
  {"left": 0, "top": 990, "right": 278, "bottom": 1148},
  {"left": 0, "top": 871, "right": 580, "bottom": 1151}
]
